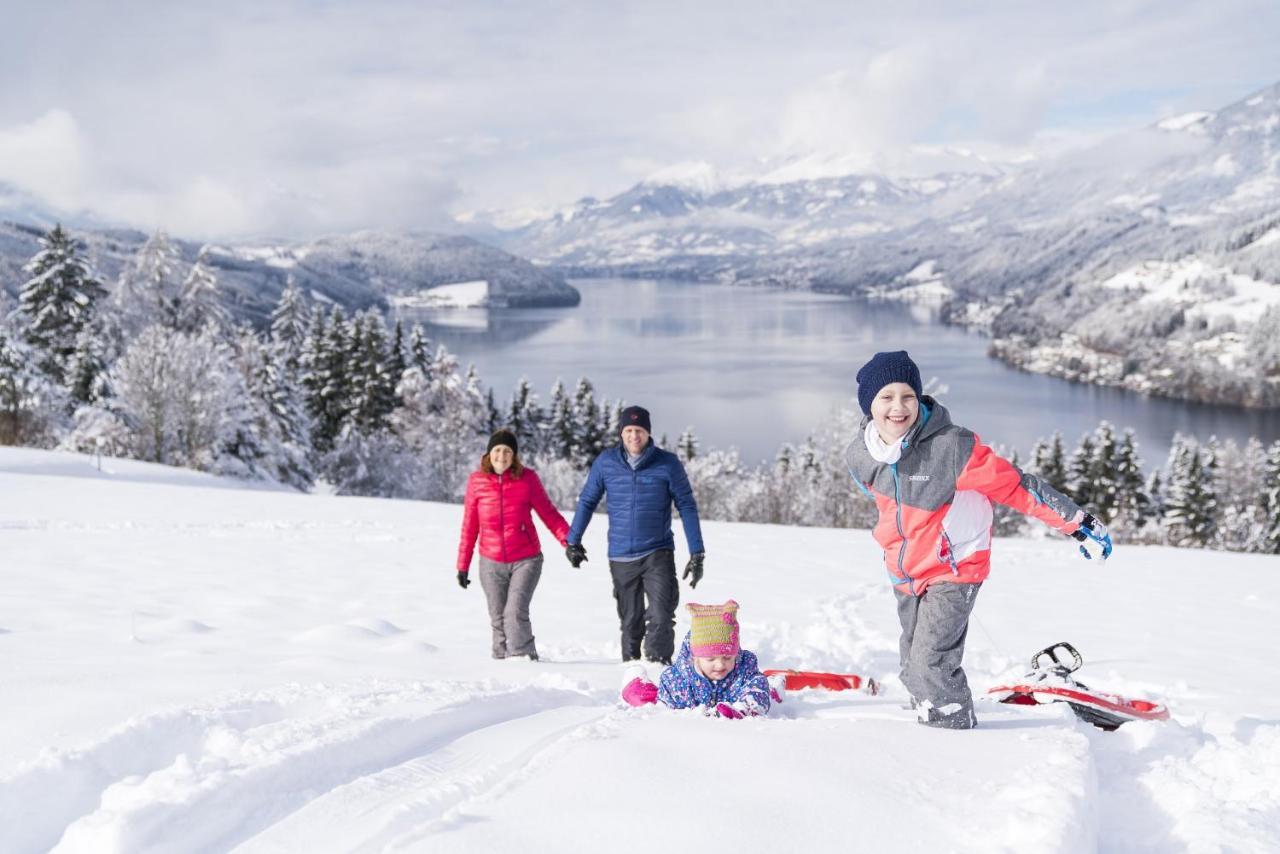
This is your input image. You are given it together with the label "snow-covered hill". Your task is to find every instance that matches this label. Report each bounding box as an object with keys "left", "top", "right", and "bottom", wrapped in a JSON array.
[
  {"left": 0, "top": 224, "right": 580, "bottom": 327},
  {"left": 2, "top": 447, "right": 1278, "bottom": 852},
  {"left": 481, "top": 82, "right": 1280, "bottom": 408}
]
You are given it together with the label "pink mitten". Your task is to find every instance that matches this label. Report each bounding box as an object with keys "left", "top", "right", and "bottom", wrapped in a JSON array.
[
  {"left": 715, "top": 702, "right": 744, "bottom": 719},
  {"left": 621, "top": 677, "right": 659, "bottom": 707}
]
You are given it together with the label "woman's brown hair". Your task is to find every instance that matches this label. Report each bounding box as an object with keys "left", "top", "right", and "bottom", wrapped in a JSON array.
[{"left": 480, "top": 450, "right": 525, "bottom": 477}]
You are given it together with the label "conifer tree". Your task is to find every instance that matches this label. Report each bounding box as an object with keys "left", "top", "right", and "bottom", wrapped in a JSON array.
[
  {"left": 547, "top": 380, "right": 575, "bottom": 461},
  {"left": 176, "top": 247, "right": 229, "bottom": 332},
  {"left": 348, "top": 311, "right": 396, "bottom": 434},
  {"left": 1089, "top": 421, "right": 1121, "bottom": 522},
  {"left": 407, "top": 324, "right": 433, "bottom": 377},
  {"left": 1262, "top": 440, "right": 1280, "bottom": 554},
  {"left": 386, "top": 319, "right": 408, "bottom": 404},
  {"left": 1111, "top": 429, "right": 1150, "bottom": 532},
  {"left": 507, "top": 378, "right": 541, "bottom": 456},
  {"left": 116, "top": 230, "right": 183, "bottom": 333},
  {"left": 270, "top": 280, "right": 309, "bottom": 374},
  {"left": 304, "top": 307, "right": 354, "bottom": 452},
  {"left": 66, "top": 324, "right": 110, "bottom": 405},
  {"left": 1030, "top": 431, "right": 1067, "bottom": 487},
  {"left": 1066, "top": 433, "right": 1097, "bottom": 508},
  {"left": 572, "top": 378, "right": 603, "bottom": 463},
  {"left": 677, "top": 427, "right": 699, "bottom": 462},
  {"left": 16, "top": 224, "right": 106, "bottom": 384},
  {"left": 1162, "top": 436, "right": 1217, "bottom": 548}
]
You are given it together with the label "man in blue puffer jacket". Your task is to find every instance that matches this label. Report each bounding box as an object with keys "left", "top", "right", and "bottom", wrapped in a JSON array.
[{"left": 566, "top": 405, "right": 705, "bottom": 664}]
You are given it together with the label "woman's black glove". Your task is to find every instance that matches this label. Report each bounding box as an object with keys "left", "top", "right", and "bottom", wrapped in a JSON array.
[{"left": 457, "top": 571, "right": 470, "bottom": 589}]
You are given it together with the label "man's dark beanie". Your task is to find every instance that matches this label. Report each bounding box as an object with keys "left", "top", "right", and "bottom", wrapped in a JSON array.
[
  {"left": 855, "top": 351, "right": 923, "bottom": 416},
  {"left": 487, "top": 428, "right": 518, "bottom": 455},
  {"left": 619, "top": 405, "right": 652, "bottom": 435}
]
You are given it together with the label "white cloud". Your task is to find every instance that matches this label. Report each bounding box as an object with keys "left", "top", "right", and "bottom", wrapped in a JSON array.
[
  {"left": 0, "top": 1, "right": 1276, "bottom": 237},
  {"left": 0, "top": 109, "right": 89, "bottom": 211}
]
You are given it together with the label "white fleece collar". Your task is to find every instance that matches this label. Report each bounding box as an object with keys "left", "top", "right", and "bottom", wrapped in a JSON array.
[{"left": 864, "top": 420, "right": 903, "bottom": 465}]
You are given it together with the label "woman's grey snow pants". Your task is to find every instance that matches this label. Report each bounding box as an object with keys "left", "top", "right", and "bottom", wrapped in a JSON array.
[
  {"left": 478, "top": 553, "right": 543, "bottom": 659},
  {"left": 895, "top": 581, "right": 982, "bottom": 729}
]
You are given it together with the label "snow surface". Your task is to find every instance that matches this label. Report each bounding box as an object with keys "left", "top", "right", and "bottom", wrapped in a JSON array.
[
  {"left": 2, "top": 447, "right": 1279, "bottom": 853},
  {"left": 387, "top": 280, "right": 488, "bottom": 309},
  {"left": 1099, "top": 257, "right": 1280, "bottom": 323}
]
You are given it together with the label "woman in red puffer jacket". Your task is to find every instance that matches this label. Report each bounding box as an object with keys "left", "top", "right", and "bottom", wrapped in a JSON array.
[{"left": 456, "top": 429, "right": 570, "bottom": 661}]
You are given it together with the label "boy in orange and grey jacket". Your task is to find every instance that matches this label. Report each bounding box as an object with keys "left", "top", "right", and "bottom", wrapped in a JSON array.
[{"left": 846, "top": 351, "right": 1113, "bottom": 730}]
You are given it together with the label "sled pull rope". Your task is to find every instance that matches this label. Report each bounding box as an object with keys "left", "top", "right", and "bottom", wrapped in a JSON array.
[{"left": 1031, "top": 641, "right": 1083, "bottom": 674}]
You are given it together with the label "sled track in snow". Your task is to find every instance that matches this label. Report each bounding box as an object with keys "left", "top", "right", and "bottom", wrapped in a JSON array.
[{"left": 0, "top": 680, "right": 614, "bottom": 854}]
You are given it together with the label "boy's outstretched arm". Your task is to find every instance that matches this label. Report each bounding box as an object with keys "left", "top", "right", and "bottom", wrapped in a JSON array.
[{"left": 955, "top": 438, "right": 1085, "bottom": 534}]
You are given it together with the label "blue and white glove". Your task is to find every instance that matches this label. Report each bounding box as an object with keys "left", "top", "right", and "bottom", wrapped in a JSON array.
[{"left": 1070, "top": 513, "right": 1113, "bottom": 561}]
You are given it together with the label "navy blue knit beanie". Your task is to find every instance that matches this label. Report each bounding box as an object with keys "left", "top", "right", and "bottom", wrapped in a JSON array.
[
  {"left": 619, "top": 405, "right": 652, "bottom": 434},
  {"left": 855, "top": 351, "right": 923, "bottom": 416}
]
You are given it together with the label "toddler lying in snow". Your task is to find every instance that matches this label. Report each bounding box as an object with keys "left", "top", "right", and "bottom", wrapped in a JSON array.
[{"left": 620, "top": 600, "right": 776, "bottom": 718}]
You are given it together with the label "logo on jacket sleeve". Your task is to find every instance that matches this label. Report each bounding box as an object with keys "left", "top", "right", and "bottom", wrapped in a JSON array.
[{"left": 907, "top": 474, "right": 931, "bottom": 482}]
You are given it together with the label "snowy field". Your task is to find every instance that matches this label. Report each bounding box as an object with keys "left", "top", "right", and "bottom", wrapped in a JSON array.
[{"left": 2, "top": 447, "right": 1279, "bottom": 853}]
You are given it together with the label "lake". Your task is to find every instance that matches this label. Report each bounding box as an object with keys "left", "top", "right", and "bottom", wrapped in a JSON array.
[{"left": 398, "top": 278, "right": 1280, "bottom": 467}]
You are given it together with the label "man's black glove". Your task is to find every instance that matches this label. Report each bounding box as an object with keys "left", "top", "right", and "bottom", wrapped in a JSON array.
[
  {"left": 683, "top": 552, "right": 705, "bottom": 588},
  {"left": 566, "top": 543, "right": 588, "bottom": 568},
  {"left": 457, "top": 571, "right": 470, "bottom": 589}
]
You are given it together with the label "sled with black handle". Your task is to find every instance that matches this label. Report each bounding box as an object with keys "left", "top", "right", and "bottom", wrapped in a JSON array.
[{"left": 986, "top": 642, "right": 1169, "bottom": 731}]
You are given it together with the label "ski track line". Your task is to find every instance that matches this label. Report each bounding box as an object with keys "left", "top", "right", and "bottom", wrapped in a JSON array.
[
  {"left": 233, "top": 703, "right": 617, "bottom": 853},
  {"left": 43, "top": 683, "right": 603, "bottom": 854},
  {"left": 1092, "top": 715, "right": 1280, "bottom": 853},
  {"left": 0, "top": 694, "right": 310, "bottom": 854}
]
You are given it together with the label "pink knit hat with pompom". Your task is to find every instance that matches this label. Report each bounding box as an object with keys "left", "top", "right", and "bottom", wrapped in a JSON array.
[{"left": 688, "top": 600, "right": 740, "bottom": 658}]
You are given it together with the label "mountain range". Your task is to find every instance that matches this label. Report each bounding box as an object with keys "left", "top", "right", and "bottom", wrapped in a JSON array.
[
  {"left": 0, "top": 221, "right": 580, "bottom": 326},
  {"left": 478, "top": 82, "right": 1280, "bottom": 408}
]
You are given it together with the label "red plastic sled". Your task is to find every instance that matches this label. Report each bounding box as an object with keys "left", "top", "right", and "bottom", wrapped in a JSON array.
[
  {"left": 763, "top": 669, "right": 881, "bottom": 695},
  {"left": 987, "top": 642, "right": 1170, "bottom": 730},
  {"left": 987, "top": 683, "right": 1169, "bottom": 726}
]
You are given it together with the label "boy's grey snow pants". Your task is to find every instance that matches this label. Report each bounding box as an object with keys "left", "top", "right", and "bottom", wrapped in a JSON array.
[
  {"left": 478, "top": 554, "right": 543, "bottom": 659},
  {"left": 609, "top": 549, "right": 679, "bottom": 663},
  {"left": 895, "top": 581, "right": 982, "bottom": 729}
]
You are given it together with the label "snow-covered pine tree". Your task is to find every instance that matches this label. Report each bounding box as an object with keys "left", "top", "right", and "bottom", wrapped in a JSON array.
[
  {"left": 269, "top": 279, "right": 309, "bottom": 375},
  {"left": 390, "top": 350, "right": 486, "bottom": 500},
  {"left": 676, "top": 426, "right": 698, "bottom": 462},
  {"left": 176, "top": 247, "right": 229, "bottom": 333},
  {"left": 1262, "top": 440, "right": 1280, "bottom": 554},
  {"left": 386, "top": 319, "right": 407, "bottom": 406},
  {"left": 65, "top": 324, "right": 111, "bottom": 405},
  {"left": 15, "top": 224, "right": 107, "bottom": 385},
  {"left": 1066, "top": 433, "right": 1098, "bottom": 508},
  {"left": 304, "top": 307, "right": 355, "bottom": 453},
  {"left": 407, "top": 324, "right": 433, "bottom": 377},
  {"left": 116, "top": 230, "right": 184, "bottom": 334},
  {"left": 1110, "top": 429, "right": 1150, "bottom": 536},
  {"left": 507, "top": 378, "right": 541, "bottom": 457},
  {"left": 1161, "top": 435, "right": 1217, "bottom": 548},
  {"left": 572, "top": 378, "right": 603, "bottom": 464},
  {"left": 348, "top": 311, "right": 396, "bottom": 434},
  {"left": 214, "top": 327, "right": 272, "bottom": 480},
  {"left": 1088, "top": 422, "right": 1121, "bottom": 523},
  {"left": 1030, "top": 431, "right": 1068, "bottom": 488},
  {"left": 546, "top": 380, "right": 575, "bottom": 461},
  {"left": 262, "top": 344, "right": 315, "bottom": 490},
  {"left": 0, "top": 321, "right": 66, "bottom": 446}
]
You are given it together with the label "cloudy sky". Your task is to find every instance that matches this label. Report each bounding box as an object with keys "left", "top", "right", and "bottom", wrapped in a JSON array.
[{"left": 2, "top": 1, "right": 1278, "bottom": 239}]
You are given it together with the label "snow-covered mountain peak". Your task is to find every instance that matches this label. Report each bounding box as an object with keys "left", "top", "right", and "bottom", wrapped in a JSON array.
[{"left": 639, "top": 160, "right": 729, "bottom": 195}]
